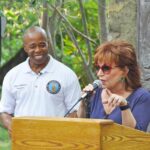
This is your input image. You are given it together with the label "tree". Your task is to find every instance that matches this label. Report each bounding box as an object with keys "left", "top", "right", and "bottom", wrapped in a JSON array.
[
  {"left": 1, "top": 0, "right": 137, "bottom": 88},
  {"left": 0, "top": 0, "right": 109, "bottom": 86}
]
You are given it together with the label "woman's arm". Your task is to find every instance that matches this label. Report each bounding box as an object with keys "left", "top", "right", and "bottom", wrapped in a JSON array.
[
  {"left": 77, "top": 101, "right": 87, "bottom": 118},
  {"left": 103, "top": 89, "right": 137, "bottom": 129},
  {"left": 121, "top": 108, "right": 136, "bottom": 128},
  {"left": 131, "top": 94, "right": 150, "bottom": 131}
]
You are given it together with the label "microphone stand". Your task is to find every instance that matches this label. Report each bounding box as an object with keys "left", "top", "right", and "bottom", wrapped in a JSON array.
[
  {"left": 64, "top": 80, "right": 101, "bottom": 117},
  {"left": 64, "top": 98, "right": 82, "bottom": 117},
  {"left": 64, "top": 95, "right": 91, "bottom": 118},
  {"left": 85, "top": 96, "right": 91, "bottom": 118}
]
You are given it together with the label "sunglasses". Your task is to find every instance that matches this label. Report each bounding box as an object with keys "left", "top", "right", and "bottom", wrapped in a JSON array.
[{"left": 95, "top": 64, "right": 119, "bottom": 74}]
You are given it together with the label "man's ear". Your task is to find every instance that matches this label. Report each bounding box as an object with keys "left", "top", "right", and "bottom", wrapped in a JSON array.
[{"left": 23, "top": 45, "right": 28, "bottom": 53}]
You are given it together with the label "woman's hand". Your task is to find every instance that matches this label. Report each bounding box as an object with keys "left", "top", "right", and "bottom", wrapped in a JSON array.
[
  {"left": 102, "top": 89, "right": 128, "bottom": 106},
  {"left": 82, "top": 84, "right": 94, "bottom": 93},
  {"left": 101, "top": 88, "right": 128, "bottom": 114}
]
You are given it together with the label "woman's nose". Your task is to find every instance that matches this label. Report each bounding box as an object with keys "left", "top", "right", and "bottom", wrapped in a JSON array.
[{"left": 97, "top": 68, "right": 104, "bottom": 76}]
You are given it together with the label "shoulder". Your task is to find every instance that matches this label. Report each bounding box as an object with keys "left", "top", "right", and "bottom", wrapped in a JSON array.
[
  {"left": 3, "top": 61, "right": 26, "bottom": 81},
  {"left": 134, "top": 87, "right": 150, "bottom": 97},
  {"left": 52, "top": 57, "right": 77, "bottom": 77},
  {"left": 131, "top": 87, "right": 150, "bottom": 103},
  {"left": 50, "top": 57, "right": 80, "bottom": 88}
]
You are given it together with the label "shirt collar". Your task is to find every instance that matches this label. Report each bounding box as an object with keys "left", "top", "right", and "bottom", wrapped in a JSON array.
[{"left": 40, "top": 55, "right": 55, "bottom": 73}]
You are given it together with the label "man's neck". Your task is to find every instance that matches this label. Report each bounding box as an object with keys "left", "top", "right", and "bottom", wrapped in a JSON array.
[{"left": 29, "top": 56, "right": 50, "bottom": 74}]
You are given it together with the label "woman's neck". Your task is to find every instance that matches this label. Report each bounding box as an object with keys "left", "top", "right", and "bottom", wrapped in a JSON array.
[{"left": 109, "top": 84, "right": 133, "bottom": 98}]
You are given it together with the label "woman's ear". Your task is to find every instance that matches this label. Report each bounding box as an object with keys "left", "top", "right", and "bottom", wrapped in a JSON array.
[{"left": 124, "top": 66, "right": 129, "bottom": 76}]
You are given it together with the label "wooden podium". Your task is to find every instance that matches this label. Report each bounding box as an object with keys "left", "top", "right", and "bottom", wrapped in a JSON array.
[{"left": 12, "top": 117, "right": 150, "bottom": 150}]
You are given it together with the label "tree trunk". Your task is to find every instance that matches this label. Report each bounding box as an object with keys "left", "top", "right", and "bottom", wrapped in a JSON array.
[
  {"left": 0, "top": 49, "right": 27, "bottom": 85},
  {"left": 137, "top": 0, "right": 150, "bottom": 90},
  {"left": 108, "top": 0, "right": 136, "bottom": 45},
  {"left": 98, "top": 0, "right": 108, "bottom": 43}
]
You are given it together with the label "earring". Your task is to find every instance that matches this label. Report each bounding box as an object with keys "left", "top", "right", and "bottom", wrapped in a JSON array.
[{"left": 120, "top": 77, "right": 125, "bottom": 82}]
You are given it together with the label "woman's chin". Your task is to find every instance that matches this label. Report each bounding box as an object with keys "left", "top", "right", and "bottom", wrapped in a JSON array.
[{"left": 101, "top": 84, "right": 106, "bottom": 89}]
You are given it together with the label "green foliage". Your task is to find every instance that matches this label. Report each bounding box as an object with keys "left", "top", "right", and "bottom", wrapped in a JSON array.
[
  {"left": 0, "top": 124, "right": 11, "bottom": 150},
  {"left": 0, "top": 0, "right": 112, "bottom": 86},
  {"left": 58, "top": 0, "right": 99, "bottom": 83},
  {"left": 0, "top": 1, "right": 41, "bottom": 65}
]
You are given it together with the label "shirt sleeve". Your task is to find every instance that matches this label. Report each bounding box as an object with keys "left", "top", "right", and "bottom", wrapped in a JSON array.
[
  {"left": 132, "top": 93, "right": 150, "bottom": 131},
  {"left": 63, "top": 72, "right": 81, "bottom": 113},
  {"left": 0, "top": 73, "right": 16, "bottom": 114}
]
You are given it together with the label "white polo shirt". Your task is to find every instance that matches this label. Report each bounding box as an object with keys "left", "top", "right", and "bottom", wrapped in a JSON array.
[{"left": 0, "top": 56, "right": 81, "bottom": 117}]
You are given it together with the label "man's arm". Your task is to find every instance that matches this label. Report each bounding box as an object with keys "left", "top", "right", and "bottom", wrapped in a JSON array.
[
  {"left": 65, "top": 101, "right": 86, "bottom": 118},
  {"left": 0, "top": 112, "right": 12, "bottom": 136},
  {"left": 66, "top": 110, "right": 78, "bottom": 118},
  {"left": 76, "top": 101, "right": 86, "bottom": 118}
]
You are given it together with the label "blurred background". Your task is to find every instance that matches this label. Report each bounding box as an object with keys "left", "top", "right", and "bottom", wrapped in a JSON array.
[{"left": 1, "top": 0, "right": 150, "bottom": 149}]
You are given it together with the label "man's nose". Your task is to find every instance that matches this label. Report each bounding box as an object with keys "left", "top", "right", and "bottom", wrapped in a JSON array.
[{"left": 35, "top": 45, "right": 40, "bottom": 52}]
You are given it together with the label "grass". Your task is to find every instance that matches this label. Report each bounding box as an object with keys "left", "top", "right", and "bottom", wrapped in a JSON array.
[{"left": 0, "top": 124, "right": 11, "bottom": 150}]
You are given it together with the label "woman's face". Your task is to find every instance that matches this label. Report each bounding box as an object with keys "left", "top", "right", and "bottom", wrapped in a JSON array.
[{"left": 96, "top": 62, "right": 127, "bottom": 90}]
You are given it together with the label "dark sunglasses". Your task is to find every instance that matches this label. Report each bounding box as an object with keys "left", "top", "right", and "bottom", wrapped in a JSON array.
[{"left": 95, "top": 64, "right": 119, "bottom": 74}]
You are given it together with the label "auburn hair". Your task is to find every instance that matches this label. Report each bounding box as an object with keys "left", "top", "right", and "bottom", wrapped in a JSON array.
[{"left": 94, "top": 40, "right": 141, "bottom": 90}]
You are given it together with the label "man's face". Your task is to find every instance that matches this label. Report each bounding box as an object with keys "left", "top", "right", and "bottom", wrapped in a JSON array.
[{"left": 24, "top": 32, "right": 49, "bottom": 65}]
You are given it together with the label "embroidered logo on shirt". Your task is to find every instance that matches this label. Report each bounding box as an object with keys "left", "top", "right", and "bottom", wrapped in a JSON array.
[{"left": 46, "top": 80, "right": 61, "bottom": 94}]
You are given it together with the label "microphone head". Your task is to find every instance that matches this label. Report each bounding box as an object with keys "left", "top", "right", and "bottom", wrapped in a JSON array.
[{"left": 93, "top": 80, "right": 102, "bottom": 89}]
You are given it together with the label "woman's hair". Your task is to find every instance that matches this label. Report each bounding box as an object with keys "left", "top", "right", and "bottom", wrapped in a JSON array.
[{"left": 94, "top": 40, "right": 141, "bottom": 90}]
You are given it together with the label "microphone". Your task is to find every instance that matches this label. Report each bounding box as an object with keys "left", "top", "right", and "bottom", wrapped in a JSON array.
[
  {"left": 64, "top": 80, "right": 101, "bottom": 117},
  {"left": 80, "top": 80, "right": 101, "bottom": 99}
]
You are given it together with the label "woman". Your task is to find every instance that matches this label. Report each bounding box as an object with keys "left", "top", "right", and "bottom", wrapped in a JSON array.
[{"left": 77, "top": 40, "right": 150, "bottom": 131}]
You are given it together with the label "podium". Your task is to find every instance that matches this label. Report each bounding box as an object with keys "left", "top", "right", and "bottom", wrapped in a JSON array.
[{"left": 12, "top": 117, "right": 150, "bottom": 150}]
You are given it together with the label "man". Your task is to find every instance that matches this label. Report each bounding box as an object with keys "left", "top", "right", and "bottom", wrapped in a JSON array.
[{"left": 0, "top": 26, "right": 81, "bottom": 135}]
